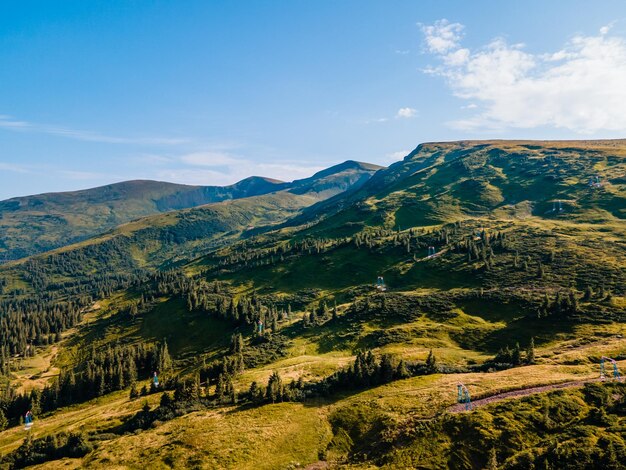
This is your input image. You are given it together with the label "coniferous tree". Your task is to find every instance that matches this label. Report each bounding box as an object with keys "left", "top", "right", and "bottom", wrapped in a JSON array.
[
  {"left": 266, "top": 371, "right": 283, "bottom": 403},
  {"left": 526, "top": 337, "right": 536, "bottom": 365},
  {"left": 512, "top": 343, "right": 522, "bottom": 365},
  {"left": 426, "top": 349, "right": 437, "bottom": 373},
  {"left": 129, "top": 382, "right": 139, "bottom": 400},
  {"left": 379, "top": 355, "right": 394, "bottom": 383},
  {"left": 396, "top": 360, "right": 410, "bottom": 379},
  {"left": 249, "top": 381, "right": 262, "bottom": 404},
  {"left": 159, "top": 340, "right": 172, "bottom": 372},
  {"left": 0, "top": 409, "right": 7, "bottom": 431}
]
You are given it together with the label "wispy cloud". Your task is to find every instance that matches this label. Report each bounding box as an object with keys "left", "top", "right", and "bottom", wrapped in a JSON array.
[
  {"left": 179, "top": 151, "right": 240, "bottom": 166},
  {"left": 0, "top": 114, "right": 188, "bottom": 145},
  {"left": 421, "top": 21, "right": 626, "bottom": 133},
  {"left": 56, "top": 170, "right": 113, "bottom": 181},
  {"left": 149, "top": 149, "right": 326, "bottom": 186},
  {"left": 0, "top": 162, "right": 30, "bottom": 173},
  {"left": 365, "top": 117, "right": 389, "bottom": 124}
]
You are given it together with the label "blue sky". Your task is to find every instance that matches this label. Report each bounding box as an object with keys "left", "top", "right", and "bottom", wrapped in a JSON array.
[{"left": 1, "top": 1, "right": 626, "bottom": 199}]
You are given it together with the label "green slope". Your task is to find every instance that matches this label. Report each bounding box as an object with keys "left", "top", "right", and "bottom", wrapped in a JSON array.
[
  {"left": 0, "top": 177, "right": 287, "bottom": 261},
  {"left": 0, "top": 160, "right": 383, "bottom": 262},
  {"left": 0, "top": 160, "right": 383, "bottom": 296},
  {"left": 0, "top": 141, "right": 625, "bottom": 469}
]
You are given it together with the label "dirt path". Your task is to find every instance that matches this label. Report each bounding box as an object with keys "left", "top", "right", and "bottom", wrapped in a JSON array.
[{"left": 448, "top": 377, "right": 602, "bottom": 413}]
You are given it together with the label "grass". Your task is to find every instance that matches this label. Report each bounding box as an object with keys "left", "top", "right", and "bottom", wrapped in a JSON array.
[
  {"left": 138, "top": 298, "right": 233, "bottom": 359},
  {"left": 81, "top": 402, "right": 331, "bottom": 470}
]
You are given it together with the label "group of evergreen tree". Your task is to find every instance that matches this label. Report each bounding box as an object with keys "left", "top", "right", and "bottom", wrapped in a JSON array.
[
  {"left": 313, "top": 350, "right": 414, "bottom": 396},
  {"left": 0, "top": 341, "right": 171, "bottom": 424},
  {"left": 0, "top": 296, "right": 90, "bottom": 359},
  {"left": 493, "top": 338, "right": 535, "bottom": 366},
  {"left": 537, "top": 291, "right": 580, "bottom": 318}
]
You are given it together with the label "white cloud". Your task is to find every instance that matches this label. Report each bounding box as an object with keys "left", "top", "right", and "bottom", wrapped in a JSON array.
[
  {"left": 146, "top": 149, "right": 328, "bottom": 186},
  {"left": 0, "top": 114, "right": 188, "bottom": 145},
  {"left": 420, "top": 19, "right": 464, "bottom": 54},
  {"left": 396, "top": 107, "right": 417, "bottom": 119},
  {"left": 421, "top": 21, "right": 626, "bottom": 133},
  {"left": 364, "top": 117, "right": 389, "bottom": 124},
  {"left": 386, "top": 150, "right": 410, "bottom": 161},
  {"left": 155, "top": 168, "right": 231, "bottom": 186}
]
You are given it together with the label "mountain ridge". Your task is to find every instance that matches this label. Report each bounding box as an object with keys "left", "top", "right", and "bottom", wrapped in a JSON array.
[{"left": 0, "top": 160, "right": 383, "bottom": 261}]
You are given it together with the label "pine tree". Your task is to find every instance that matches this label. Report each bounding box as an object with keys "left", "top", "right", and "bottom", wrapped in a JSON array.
[
  {"left": 266, "top": 371, "right": 283, "bottom": 403},
  {"left": 526, "top": 337, "right": 536, "bottom": 365},
  {"left": 230, "top": 383, "right": 238, "bottom": 404},
  {"left": 159, "top": 340, "right": 172, "bottom": 372},
  {"left": 426, "top": 349, "right": 437, "bottom": 373},
  {"left": 160, "top": 391, "right": 173, "bottom": 408},
  {"left": 512, "top": 343, "right": 522, "bottom": 365},
  {"left": 0, "top": 409, "right": 7, "bottom": 431},
  {"left": 129, "top": 382, "right": 139, "bottom": 399},
  {"left": 230, "top": 333, "right": 244, "bottom": 354},
  {"left": 249, "top": 381, "right": 262, "bottom": 403},
  {"left": 396, "top": 360, "right": 410, "bottom": 379},
  {"left": 379, "top": 355, "right": 394, "bottom": 383}
]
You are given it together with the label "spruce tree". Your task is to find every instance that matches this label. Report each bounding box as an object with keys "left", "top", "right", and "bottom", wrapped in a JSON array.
[
  {"left": 159, "top": 340, "right": 172, "bottom": 372},
  {"left": 129, "top": 382, "right": 139, "bottom": 400},
  {"left": 266, "top": 371, "right": 283, "bottom": 403},
  {"left": 0, "top": 409, "right": 7, "bottom": 431},
  {"left": 526, "top": 337, "right": 536, "bottom": 365},
  {"left": 512, "top": 343, "right": 522, "bottom": 365},
  {"left": 426, "top": 349, "right": 437, "bottom": 373}
]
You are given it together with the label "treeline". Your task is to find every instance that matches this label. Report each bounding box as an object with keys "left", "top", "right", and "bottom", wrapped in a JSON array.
[
  {"left": 0, "top": 341, "right": 171, "bottom": 423},
  {"left": 0, "top": 431, "right": 92, "bottom": 469},
  {"left": 312, "top": 350, "right": 415, "bottom": 396},
  {"left": 212, "top": 221, "right": 487, "bottom": 274},
  {"left": 0, "top": 297, "right": 90, "bottom": 360}
]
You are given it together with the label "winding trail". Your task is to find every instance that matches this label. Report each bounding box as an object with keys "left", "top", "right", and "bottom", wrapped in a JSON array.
[{"left": 448, "top": 377, "right": 603, "bottom": 413}]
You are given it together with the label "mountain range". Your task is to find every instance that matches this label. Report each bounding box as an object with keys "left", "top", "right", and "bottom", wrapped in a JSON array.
[
  {"left": 0, "top": 140, "right": 624, "bottom": 469},
  {"left": 0, "top": 160, "right": 383, "bottom": 262}
]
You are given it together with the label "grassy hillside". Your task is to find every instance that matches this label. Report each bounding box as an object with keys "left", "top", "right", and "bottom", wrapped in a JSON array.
[
  {"left": 0, "top": 160, "right": 382, "bottom": 262},
  {"left": 0, "top": 140, "right": 624, "bottom": 469},
  {"left": 0, "top": 178, "right": 289, "bottom": 262},
  {"left": 0, "top": 161, "right": 382, "bottom": 299}
]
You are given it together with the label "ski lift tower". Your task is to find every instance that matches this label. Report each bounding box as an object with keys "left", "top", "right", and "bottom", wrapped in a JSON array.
[
  {"left": 457, "top": 384, "right": 473, "bottom": 411},
  {"left": 24, "top": 410, "right": 33, "bottom": 431},
  {"left": 600, "top": 356, "right": 622, "bottom": 382}
]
